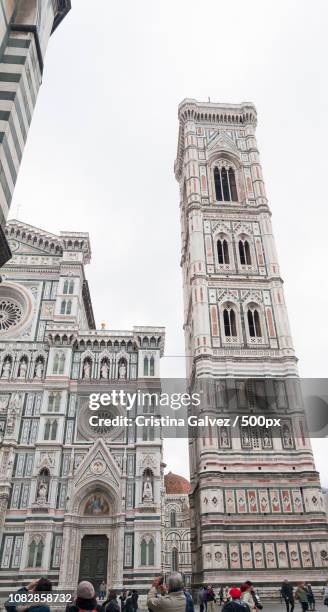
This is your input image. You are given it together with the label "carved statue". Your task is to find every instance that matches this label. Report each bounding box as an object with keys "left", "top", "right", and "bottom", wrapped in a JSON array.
[
  {"left": 34, "top": 360, "right": 44, "bottom": 379},
  {"left": 100, "top": 362, "right": 109, "bottom": 379},
  {"left": 18, "top": 359, "right": 27, "bottom": 379},
  {"left": 282, "top": 424, "right": 292, "bottom": 447},
  {"left": 118, "top": 362, "right": 127, "bottom": 379},
  {"left": 37, "top": 480, "right": 48, "bottom": 501},
  {"left": 1, "top": 359, "right": 11, "bottom": 379},
  {"left": 142, "top": 476, "right": 153, "bottom": 501},
  {"left": 83, "top": 361, "right": 91, "bottom": 379}
]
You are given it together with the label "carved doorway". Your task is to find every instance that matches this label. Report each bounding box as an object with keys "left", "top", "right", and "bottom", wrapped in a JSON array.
[{"left": 78, "top": 535, "right": 108, "bottom": 593}]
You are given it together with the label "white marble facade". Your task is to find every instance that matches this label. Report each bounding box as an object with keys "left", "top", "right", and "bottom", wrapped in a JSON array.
[
  {"left": 0, "top": 221, "right": 165, "bottom": 596},
  {"left": 175, "top": 99, "right": 328, "bottom": 590}
]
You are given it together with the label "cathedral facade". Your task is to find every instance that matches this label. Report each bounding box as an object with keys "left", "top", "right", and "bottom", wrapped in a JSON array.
[
  {"left": 175, "top": 99, "right": 328, "bottom": 591},
  {"left": 0, "top": 220, "right": 165, "bottom": 596}
]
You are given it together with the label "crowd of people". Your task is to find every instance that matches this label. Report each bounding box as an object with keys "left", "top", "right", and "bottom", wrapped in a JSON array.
[
  {"left": 198, "top": 581, "right": 262, "bottom": 612},
  {"left": 3, "top": 574, "right": 328, "bottom": 612}
]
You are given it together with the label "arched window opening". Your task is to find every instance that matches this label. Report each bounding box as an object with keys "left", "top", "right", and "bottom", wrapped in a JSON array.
[
  {"left": 249, "top": 309, "right": 262, "bottom": 338},
  {"left": 214, "top": 165, "right": 238, "bottom": 202},
  {"left": 228, "top": 167, "right": 238, "bottom": 201},
  {"left": 248, "top": 308, "right": 262, "bottom": 338},
  {"left": 144, "top": 356, "right": 149, "bottom": 376},
  {"left": 60, "top": 300, "right": 66, "bottom": 315},
  {"left": 44, "top": 420, "right": 51, "bottom": 440},
  {"left": 59, "top": 354, "right": 65, "bottom": 375},
  {"left": 27, "top": 539, "right": 43, "bottom": 568},
  {"left": 140, "top": 537, "right": 154, "bottom": 566},
  {"left": 170, "top": 510, "right": 176, "bottom": 527},
  {"left": 217, "top": 239, "right": 229, "bottom": 264},
  {"left": 223, "top": 308, "right": 237, "bottom": 337},
  {"left": 214, "top": 166, "right": 223, "bottom": 201},
  {"left": 141, "top": 539, "right": 147, "bottom": 565},
  {"left": 51, "top": 420, "right": 58, "bottom": 440},
  {"left": 63, "top": 280, "right": 69, "bottom": 294},
  {"left": 172, "top": 548, "right": 179, "bottom": 572},
  {"left": 149, "top": 356, "right": 155, "bottom": 376},
  {"left": 148, "top": 539, "right": 154, "bottom": 565},
  {"left": 69, "top": 280, "right": 74, "bottom": 294},
  {"left": 239, "top": 240, "right": 252, "bottom": 265},
  {"left": 66, "top": 300, "right": 72, "bottom": 315},
  {"left": 49, "top": 393, "right": 60, "bottom": 412},
  {"left": 221, "top": 167, "right": 230, "bottom": 200}
]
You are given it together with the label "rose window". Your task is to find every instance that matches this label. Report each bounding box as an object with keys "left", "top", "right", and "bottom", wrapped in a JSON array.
[{"left": 0, "top": 299, "right": 23, "bottom": 331}]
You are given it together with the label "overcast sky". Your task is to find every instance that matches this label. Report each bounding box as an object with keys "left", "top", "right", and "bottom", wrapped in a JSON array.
[{"left": 9, "top": 0, "right": 327, "bottom": 485}]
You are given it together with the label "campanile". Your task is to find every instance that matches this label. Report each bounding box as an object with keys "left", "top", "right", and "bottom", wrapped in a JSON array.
[{"left": 175, "top": 99, "right": 328, "bottom": 591}]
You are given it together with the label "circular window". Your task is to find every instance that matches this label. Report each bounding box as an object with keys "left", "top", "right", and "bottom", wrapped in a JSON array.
[
  {"left": 0, "top": 299, "right": 23, "bottom": 331},
  {"left": 0, "top": 283, "right": 32, "bottom": 337}
]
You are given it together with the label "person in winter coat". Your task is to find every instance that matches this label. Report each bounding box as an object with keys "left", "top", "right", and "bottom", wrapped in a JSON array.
[
  {"left": 198, "top": 587, "right": 206, "bottom": 612},
  {"left": 295, "top": 583, "right": 309, "bottom": 612},
  {"left": 223, "top": 588, "right": 250, "bottom": 612},
  {"left": 183, "top": 588, "right": 194, "bottom": 612},
  {"left": 66, "top": 580, "right": 102, "bottom": 612},
  {"left": 103, "top": 591, "right": 120, "bottom": 612},
  {"left": 281, "top": 580, "right": 295, "bottom": 612},
  {"left": 240, "top": 584, "right": 256, "bottom": 612},
  {"left": 131, "top": 591, "right": 138, "bottom": 612},
  {"left": 206, "top": 585, "right": 216, "bottom": 612},
  {"left": 5, "top": 578, "right": 53, "bottom": 612},
  {"left": 305, "top": 585, "right": 315, "bottom": 611},
  {"left": 147, "top": 573, "right": 186, "bottom": 612}
]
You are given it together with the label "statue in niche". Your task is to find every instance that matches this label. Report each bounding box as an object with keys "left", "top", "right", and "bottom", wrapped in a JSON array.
[
  {"left": 1, "top": 359, "right": 11, "bottom": 379},
  {"left": 118, "top": 361, "right": 127, "bottom": 379},
  {"left": 282, "top": 423, "right": 292, "bottom": 447},
  {"left": 18, "top": 359, "right": 27, "bottom": 378},
  {"left": 37, "top": 480, "right": 48, "bottom": 502},
  {"left": 100, "top": 361, "right": 109, "bottom": 379},
  {"left": 34, "top": 360, "right": 44, "bottom": 379},
  {"left": 142, "top": 475, "right": 153, "bottom": 502},
  {"left": 83, "top": 360, "right": 91, "bottom": 379}
]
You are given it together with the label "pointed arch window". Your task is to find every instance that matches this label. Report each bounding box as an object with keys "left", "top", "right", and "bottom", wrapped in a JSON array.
[
  {"left": 247, "top": 308, "right": 262, "bottom": 338},
  {"left": 172, "top": 548, "right": 179, "bottom": 572},
  {"left": 149, "top": 356, "right": 155, "bottom": 376},
  {"left": 60, "top": 300, "right": 66, "bottom": 314},
  {"left": 213, "top": 165, "right": 238, "bottom": 202},
  {"left": 217, "top": 239, "right": 229, "bottom": 264},
  {"left": 143, "top": 356, "right": 149, "bottom": 376},
  {"left": 48, "top": 392, "right": 60, "bottom": 412},
  {"left": 239, "top": 240, "right": 251, "bottom": 265},
  {"left": 170, "top": 510, "right": 176, "bottom": 527},
  {"left": 140, "top": 537, "right": 155, "bottom": 566},
  {"left": 44, "top": 419, "right": 58, "bottom": 441},
  {"left": 223, "top": 308, "right": 237, "bottom": 337},
  {"left": 27, "top": 539, "right": 43, "bottom": 568},
  {"left": 68, "top": 280, "right": 74, "bottom": 294},
  {"left": 63, "top": 280, "right": 69, "bottom": 294},
  {"left": 66, "top": 300, "right": 72, "bottom": 315}
]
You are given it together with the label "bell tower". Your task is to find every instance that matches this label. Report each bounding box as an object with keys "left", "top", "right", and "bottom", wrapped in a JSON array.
[{"left": 175, "top": 99, "right": 328, "bottom": 591}]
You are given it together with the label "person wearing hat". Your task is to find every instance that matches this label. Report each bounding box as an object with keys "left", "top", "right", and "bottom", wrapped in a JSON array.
[
  {"left": 222, "top": 588, "right": 250, "bottom": 612},
  {"left": 66, "top": 581, "right": 102, "bottom": 612}
]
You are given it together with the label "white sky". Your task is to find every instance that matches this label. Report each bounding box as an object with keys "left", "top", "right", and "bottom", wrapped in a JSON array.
[{"left": 9, "top": 0, "right": 328, "bottom": 486}]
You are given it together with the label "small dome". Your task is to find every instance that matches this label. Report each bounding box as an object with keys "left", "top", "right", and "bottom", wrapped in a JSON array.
[{"left": 165, "top": 471, "right": 190, "bottom": 494}]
